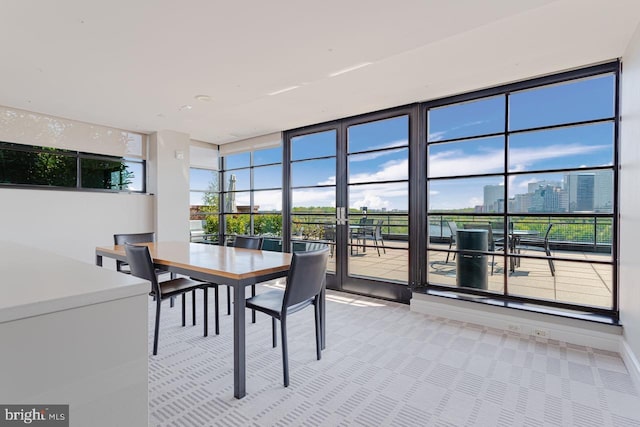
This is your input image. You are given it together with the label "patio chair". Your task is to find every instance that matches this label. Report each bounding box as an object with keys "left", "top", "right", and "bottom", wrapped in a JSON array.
[
  {"left": 445, "top": 221, "right": 458, "bottom": 263},
  {"left": 124, "top": 244, "right": 210, "bottom": 355},
  {"left": 353, "top": 218, "right": 385, "bottom": 256},
  {"left": 245, "top": 247, "right": 329, "bottom": 387},
  {"left": 516, "top": 223, "right": 555, "bottom": 276}
]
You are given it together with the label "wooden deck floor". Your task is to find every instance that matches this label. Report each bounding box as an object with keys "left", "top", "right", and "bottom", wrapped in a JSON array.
[{"left": 325, "top": 239, "right": 613, "bottom": 309}]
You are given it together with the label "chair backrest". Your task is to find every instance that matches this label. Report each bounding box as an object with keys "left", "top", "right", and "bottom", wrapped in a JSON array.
[
  {"left": 322, "top": 225, "right": 335, "bottom": 241},
  {"left": 374, "top": 220, "right": 384, "bottom": 239},
  {"left": 447, "top": 221, "right": 458, "bottom": 240},
  {"left": 114, "top": 232, "right": 155, "bottom": 245},
  {"left": 283, "top": 248, "right": 330, "bottom": 309},
  {"left": 124, "top": 244, "right": 159, "bottom": 295},
  {"left": 114, "top": 232, "right": 155, "bottom": 271},
  {"left": 231, "top": 235, "right": 263, "bottom": 250},
  {"left": 262, "top": 238, "right": 283, "bottom": 252}
]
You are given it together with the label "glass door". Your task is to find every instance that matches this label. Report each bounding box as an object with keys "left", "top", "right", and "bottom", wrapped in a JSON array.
[
  {"left": 288, "top": 127, "right": 339, "bottom": 284},
  {"left": 285, "top": 110, "right": 413, "bottom": 302},
  {"left": 342, "top": 114, "right": 411, "bottom": 301}
]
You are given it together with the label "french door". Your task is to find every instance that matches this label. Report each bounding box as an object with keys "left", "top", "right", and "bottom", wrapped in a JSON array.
[{"left": 284, "top": 108, "right": 414, "bottom": 302}]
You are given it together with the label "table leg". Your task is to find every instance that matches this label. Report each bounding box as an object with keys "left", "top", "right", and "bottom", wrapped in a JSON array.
[
  {"left": 96, "top": 254, "right": 103, "bottom": 267},
  {"left": 233, "top": 283, "right": 246, "bottom": 399}
]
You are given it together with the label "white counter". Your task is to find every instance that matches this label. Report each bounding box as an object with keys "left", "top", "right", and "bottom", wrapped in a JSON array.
[{"left": 0, "top": 241, "right": 149, "bottom": 427}]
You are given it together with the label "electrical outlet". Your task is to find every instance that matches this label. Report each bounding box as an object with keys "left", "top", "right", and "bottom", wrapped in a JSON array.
[{"left": 533, "top": 328, "right": 549, "bottom": 338}]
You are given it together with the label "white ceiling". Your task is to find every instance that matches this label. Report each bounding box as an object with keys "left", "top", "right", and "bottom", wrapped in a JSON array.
[{"left": 1, "top": 0, "right": 639, "bottom": 145}]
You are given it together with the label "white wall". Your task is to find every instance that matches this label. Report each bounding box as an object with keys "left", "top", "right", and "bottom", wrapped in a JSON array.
[
  {"left": 0, "top": 108, "right": 155, "bottom": 266},
  {"left": 148, "top": 130, "right": 190, "bottom": 242},
  {"left": 620, "top": 23, "right": 640, "bottom": 378},
  {"left": 0, "top": 189, "right": 153, "bottom": 265}
]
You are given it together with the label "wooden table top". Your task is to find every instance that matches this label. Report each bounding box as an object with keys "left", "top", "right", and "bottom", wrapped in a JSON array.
[{"left": 96, "top": 241, "right": 293, "bottom": 281}]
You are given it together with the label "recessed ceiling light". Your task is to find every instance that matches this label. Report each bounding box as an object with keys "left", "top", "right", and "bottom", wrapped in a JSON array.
[
  {"left": 268, "top": 85, "right": 300, "bottom": 96},
  {"left": 179, "top": 104, "right": 193, "bottom": 111},
  {"left": 329, "top": 62, "right": 372, "bottom": 77},
  {"left": 194, "top": 94, "right": 211, "bottom": 102}
]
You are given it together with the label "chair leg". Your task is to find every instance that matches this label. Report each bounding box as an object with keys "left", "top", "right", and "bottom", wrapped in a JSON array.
[
  {"left": 251, "top": 285, "right": 256, "bottom": 324},
  {"left": 192, "top": 289, "right": 196, "bottom": 326},
  {"left": 181, "top": 294, "right": 186, "bottom": 327},
  {"left": 226, "top": 287, "right": 231, "bottom": 316},
  {"left": 153, "top": 298, "right": 162, "bottom": 355},
  {"left": 272, "top": 317, "right": 277, "bottom": 348},
  {"left": 491, "top": 254, "right": 495, "bottom": 275},
  {"left": 380, "top": 237, "right": 386, "bottom": 254},
  {"left": 203, "top": 287, "right": 208, "bottom": 337},
  {"left": 281, "top": 316, "right": 289, "bottom": 387},
  {"left": 170, "top": 296, "right": 175, "bottom": 308},
  {"left": 314, "top": 300, "right": 321, "bottom": 361},
  {"left": 446, "top": 240, "right": 453, "bottom": 263},
  {"left": 546, "top": 246, "right": 556, "bottom": 276},
  {"left": 214, "top": 286, "right": 219, "bottom": 335},
  {"left": 375, "top": 238, "right": 381, "bottom": 256}
]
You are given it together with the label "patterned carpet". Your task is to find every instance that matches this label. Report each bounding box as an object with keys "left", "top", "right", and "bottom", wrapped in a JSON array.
[{"left": 148, "top": 281, "right": 640, "bottom": 426}]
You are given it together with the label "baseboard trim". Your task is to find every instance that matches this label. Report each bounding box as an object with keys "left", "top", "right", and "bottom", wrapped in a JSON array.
[
  {"left": 410, "top": 293, "right": 622, "bottom": 352},
  {"left": 621, "top": 338, "right": 640, "bottom": 388}
]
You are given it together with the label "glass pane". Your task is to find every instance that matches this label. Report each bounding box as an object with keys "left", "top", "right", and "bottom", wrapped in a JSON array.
[
  {"left": 254, "top": 213, "right": 282, "bottom": 237},
  {"left": 428, "top": 95, "right": 505, "bottom": 141},
  {"left": 348, "top": 115, "right": 409, "bottom": 153},
  {"left": 254, "top": 164, "right": 282, "bottom": 189},
  {"left": 291, "top": 158, "right": 335, "bottom": 187},
  {"left": 426, "top": 250, "right": 505, "bottom": 294},
  {"left": 81, "top": 158, "right": 131, "bottom": 190},
  {"left": 123, "top": 161, "right": 143, "bottom": 191},
  {"left": 254, "top": 189, "right": 282, "bottom": 212},
  {"left": 223, "top": 169, "right": 250, "bottom": 191},
  {"left": 224, "top": 152, "right": 250, "bottom": 169},
  {"left": 349, "top": 182, "right": 408, "bottom": 213},
  {"left": 190, "top": 168, "right": 218, "bottom": 192},
  {"left": 291, "top": 130, "right": 336, "bottom": 161},
  {"left": 224, "top": 214, "right": 250, "bottom": 235},
  {"left": 509, "top": 74, "right": 615, "bottom": 130},
  {"left": 223, "top": 191, "right": 250, "bottom": 213},
  {"left": 349, "top": 147, "right": 408, "bottom": 183},
  {"left": 0, "top": 148, "right": 77, "bottom": 187},
  {"left": 509, "top": 216, "right": 612, "bottom": 260},
  {"left": 348, "top": 246, "right": 408, "bottom": 283},
  {"left": 292, "top": 187, "right": 336, "bottom": 212},
  {"left": 509, "top": 170, "right": 613, "bottom": 214},
  {"left": 428, "top": 176, "right": 505, "bottom": 212},
  {"left": 509, "top": 122, "right": 614, "bottom": 172},
  {"left": 509, "top": 260, "right": 612, "bottom": 309},
  {"left": 428, "top": 136, "right": 504, "bottom": 178},
  {"left": 190, "top": 191, "right": 206, "bottom": 206},
  {"left": 254, "top": 146, "right": 282, "bottom": 165}
]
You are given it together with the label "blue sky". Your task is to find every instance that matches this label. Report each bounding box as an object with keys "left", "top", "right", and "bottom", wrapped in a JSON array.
[{"left": 192, "top": 74, "right": 615, "bottom": 213}]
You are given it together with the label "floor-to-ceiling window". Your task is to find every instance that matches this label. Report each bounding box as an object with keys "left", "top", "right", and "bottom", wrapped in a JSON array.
[
  {"left": 221, "top": 145, "right": 283, "bottom": 244},
  {"left": 424, "top": 62, "right": 617, "bottom": 317}
]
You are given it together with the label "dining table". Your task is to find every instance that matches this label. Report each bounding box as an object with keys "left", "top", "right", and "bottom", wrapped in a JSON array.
[{"left": 95, "top": 241, "right": 323, "bottom": 399}]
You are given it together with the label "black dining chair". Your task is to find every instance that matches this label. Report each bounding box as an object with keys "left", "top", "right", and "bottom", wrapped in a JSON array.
[
  {"left": 124, "top": 244, "right": 211, "bottom": 355},
  {"left": 115, "top": 232, "right": 187, "bottom": 319},
  {"left": 113, "top": 232, "right": 156, "bottom": 274},
  {"left": 199, "top": 235, "right": 263, "bottom": 325},
  {"left": 245, "top": 247, "right": 329, "bottom": 387}
]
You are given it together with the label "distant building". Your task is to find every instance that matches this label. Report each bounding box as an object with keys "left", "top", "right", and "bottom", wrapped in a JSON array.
[{"left": 483, "top": 185, "right": 504, "bottom": 213}]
